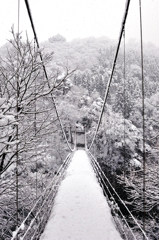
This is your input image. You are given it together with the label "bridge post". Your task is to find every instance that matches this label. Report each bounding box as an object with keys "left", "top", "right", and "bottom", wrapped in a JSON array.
[
  {"left": 74, "top": 126, "right": 77, "bottom": 150},
  {"left": 84, "top": 125, "right": 87, "bottom": 150}
]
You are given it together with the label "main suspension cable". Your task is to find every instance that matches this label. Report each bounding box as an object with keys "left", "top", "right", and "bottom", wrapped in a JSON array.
[
  {"left": 139, "top": 0, "right": 146, "bottom": 236},
  {"left": 24, "top": 0, "right": 73, "bottom": 152},
  {"left": 89, "top": 0, "right": 131, "bottom": 150}
]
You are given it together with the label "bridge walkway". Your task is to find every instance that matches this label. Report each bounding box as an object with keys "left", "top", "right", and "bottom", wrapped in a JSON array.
[{"left": 40, "top": 150, "right": 122, "bottom": 240}]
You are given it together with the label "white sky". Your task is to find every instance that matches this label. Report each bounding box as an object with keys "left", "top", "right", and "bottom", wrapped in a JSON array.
[{"left": 0, "top": 0, "right": 159, "bottom": 47}]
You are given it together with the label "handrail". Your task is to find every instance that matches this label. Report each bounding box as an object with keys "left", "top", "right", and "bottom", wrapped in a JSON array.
[
  {"left": 87, "top": 150, "right": 149, "bottom": 240},
  {"left": 11, "top": 152, "right": 73, "bottom": 240}
]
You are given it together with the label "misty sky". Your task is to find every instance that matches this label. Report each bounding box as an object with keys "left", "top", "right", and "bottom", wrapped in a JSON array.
[{"left": 0, "top": 0, "right": 158, "bottom": 47}]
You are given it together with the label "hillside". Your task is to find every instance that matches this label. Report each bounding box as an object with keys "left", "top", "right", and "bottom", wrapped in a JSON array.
[{"left": 0, "top": 33, "right": 159, "bottom": 239}]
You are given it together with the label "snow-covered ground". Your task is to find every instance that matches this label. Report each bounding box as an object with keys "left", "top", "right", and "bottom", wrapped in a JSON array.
[{"left": 40, "top": 150, "right": 123, "bottom": 240}]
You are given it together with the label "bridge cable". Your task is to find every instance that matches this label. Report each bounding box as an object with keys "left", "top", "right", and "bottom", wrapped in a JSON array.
[
  {"left": 15, "top": 0, "right": 20, "bottom": 236},
  {"left": 24, "top": 0, "right": 73, "bottom": 152},
  {"left": 11, "top": 152, "right": 73, "bottom": 240},
  {"left": 89, "top": 152, "right": 137, "bottom": 240},
  {"left": 89, "top": 0, "right": 131, "bottom": 150},
  {"left": 33, "top": 36, "right": 39, "bottom": 201},
  {"left": 139, "top": 0, "right": 146, "bottom": 236},
  {"left": 123, "top": 28, "right": 126, "bottom": 182},
  {"left": 88, "top": 151, "right": 149, "bottom": 240}
]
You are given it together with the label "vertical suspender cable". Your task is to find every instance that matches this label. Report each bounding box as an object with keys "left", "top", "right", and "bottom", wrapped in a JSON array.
[
  {"left": 33, "top": 37, "right": 38, "bottom": 201},
  {"left": 139, "top": 0, "right": 146, "bottom": 237},
  {"left": 24, "top": 0, "right": 73, "bottom": 152},
  {"left": 16, "top": 0, "right": 20, "bottom": 237},
  {"left": 123, "top": 28, "right": 126, "bottom": 181}
]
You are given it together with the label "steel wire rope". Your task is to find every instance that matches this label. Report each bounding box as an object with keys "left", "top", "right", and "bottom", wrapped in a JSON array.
[
  {"left": 11, "top": 152, "right": 73, "bottom": 240},
  {"left": 89, "top": 0, "right": 131, "bottom": 150},
  {"left": 89, "top": 152, "right": 134, "bottom": 240},
  {"left": 88, "top": 152, "right": 135, "bottom": 240},
  {"left": 123, "top": 28, "right": 126, "bottom": 182},
  {"left": 29, "top": 154, "right": 72, "bottom": 240},
  {"left": 139, "top": 0, "right": 146, "bottom": 236},
  {"left": 15, "top": 1, "right": 20, "bottom": 238},
  {"left": 24, "top": 0, "right": 73, "bottom": 152},
  {"left": 88, "top": 151, "right": 130, "bottom": 239},
  {"left": 32, "top": 36, "right": 39, "bottom": 202},
  {"left": 21, "top": 153, "right": 72, "bottom": 240},
  {"left": 88, "top": 150, "right": 149, "bottom": 240}
]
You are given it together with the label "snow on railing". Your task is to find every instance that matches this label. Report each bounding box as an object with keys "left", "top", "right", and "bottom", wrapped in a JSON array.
[
  {"left": 87, "top": 150, "right": 149, "bottom": 240},
  {"left": 11, "top": 152, "right": 73, "bottom": 240}
]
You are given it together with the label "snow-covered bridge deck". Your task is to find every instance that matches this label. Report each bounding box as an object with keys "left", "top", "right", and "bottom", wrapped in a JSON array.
[{"left": 40, "top": 150, "right": 122, "bottom": 240}]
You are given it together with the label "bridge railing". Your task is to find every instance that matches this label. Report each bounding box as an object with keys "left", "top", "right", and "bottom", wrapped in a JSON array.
[
  {"left": 87, "top": 150, "right": 149, "bottom": 240},
  {"left": 11, "top": 152, "right": 73, "bottom": 240}
]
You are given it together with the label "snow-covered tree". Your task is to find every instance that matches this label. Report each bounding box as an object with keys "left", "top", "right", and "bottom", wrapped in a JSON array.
[{"left": 0, "top": 30, "right": 72, "bottom": 238}]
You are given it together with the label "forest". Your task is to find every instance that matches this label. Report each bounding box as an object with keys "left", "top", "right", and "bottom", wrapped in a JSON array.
[{"left": 0, "top": 31, "right": 159, "bottom": 239}]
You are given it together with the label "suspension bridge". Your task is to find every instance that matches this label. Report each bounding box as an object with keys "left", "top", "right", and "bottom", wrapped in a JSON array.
[
  {"left": 11, "top": 130, "right": 148, "bottom": 240},
  {"left": 0, "top": 0, "right": 154, "bottom": 239},
  {"left": 11, "top": 136, "right": 148, "bottom": 240}
]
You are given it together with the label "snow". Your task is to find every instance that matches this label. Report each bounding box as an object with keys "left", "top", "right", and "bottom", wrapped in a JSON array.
[
  {"left": 40, "top": 150, "right": 122, "bottom": 240},
  {"left": 0, "top": 97, "right": 6, "bottom": 105},
  {"left": 130, "top": 158, "right": 141, "bottom": 168},
  {"left": 0, "top": 117, "right": 8, "bottom": 126}
]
